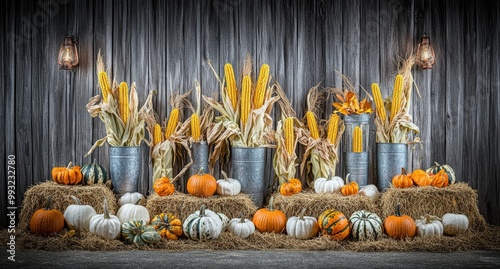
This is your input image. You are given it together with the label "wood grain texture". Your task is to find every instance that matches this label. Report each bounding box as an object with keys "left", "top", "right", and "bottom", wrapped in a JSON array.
[{"left": 1, "top": 0, "right": 499, "bottom": 226}]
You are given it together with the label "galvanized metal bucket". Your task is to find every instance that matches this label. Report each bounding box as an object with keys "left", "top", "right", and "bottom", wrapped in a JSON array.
[
  {"left": 376, "top": 143, "right": 407, "bottom": 190},
  {"left": 345, "top": 152, "right": 369, "bottom": 187},
  {"left": 186, "top": 141, "right": 209, "bottom": 190},
  {"left": 343, "top": 114, "right": 371, "bottom": 153},
  {"left": 230, "top": 147, "right": 267, "bottom": 208},
  {"left": 109, "top": 146, "right": 141, "bottom": 195}
]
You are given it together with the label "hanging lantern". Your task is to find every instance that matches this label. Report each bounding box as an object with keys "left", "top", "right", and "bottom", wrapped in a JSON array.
[
  {"left": 58, "top": 35, "right": 79, "bottom": 70},
  {"left": 416, "top": 33, "right": 436, "bottom": 69}
]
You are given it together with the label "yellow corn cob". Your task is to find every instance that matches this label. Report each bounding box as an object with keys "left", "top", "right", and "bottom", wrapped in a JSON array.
[
  {"left": 240, "top": 76, "right": 252, "bottom": 126},
  {"left": 98, "top": 71, "right": 111, "bottom": 102},
  {"left": 371, "top": 83, "right": 387, "bottom": 123},
  {"left": 284, "top": 117, "right": 294, "bottom": 155},
  {"left": 327, "top": 113, "right": 340, "bottom": 144},
  {"left": 390, "top": 75, "right": 403, "bottom": 122},
  {"left": 153, "top": 123, "right": 163, "bottom": 146},
  {"left": 118, "top": 82, "right": 129, "bottom": 124},
  {"left": 353, "top": 126, "right": 362, "bottom": 152},
  {"left": 253, "top": 64, "right": 270, "bottom": 109},
  {"left": 191, "top": 113, "right": 201, "bottom": 142},
  {"left": 305, "top": 111, "right": 320, "bottom": 140},
  {"left": 224, "top": 63, "right": 238, "bottom": 110},
  {"left": 165, "top": 108, "right": 179, "bottom": 138}
]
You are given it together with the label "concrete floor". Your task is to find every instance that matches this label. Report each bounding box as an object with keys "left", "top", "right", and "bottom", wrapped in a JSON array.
[{"left": 2, "top": 250, "right": 500, "bottom": 269}]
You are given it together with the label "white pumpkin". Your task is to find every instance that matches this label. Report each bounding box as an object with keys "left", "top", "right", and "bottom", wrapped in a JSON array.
[
  {"left": 216, "top": 171, "right": 241, "bottom": 196},
  {"left": 358, "top": 184, "right": 380, "bottom": 202},
  {"left": 183, "top": 205, "right": 222, "bottom": 241},
  {"left": 116, "top": 199, "right": 150, "bottom": 224},
  {"left": 89, "top": 198, "right": 121, "bottom": 240},
  {"left": 119, "top": 192, "right": 145, "bottom": 206},
  {"left": 228, "top": 214, "right": 255, "bottom": 239},
  {"left": 442, "top": 213, "right": 469, "bottom": 236},
  {"left": 416, "top": 214, "right": 444, "bottom": 237},
  {"left": 349, "top": 210, "right": 383, "bottom": 240},
  {"left": 286, "top": 208, "right": 320, "bottom": 240},
  {"left": 63, "top": 195, "right": 97, "bottom": 232},
  {"left": 314, "top": 171, "right": 344, "bottom": 194}
]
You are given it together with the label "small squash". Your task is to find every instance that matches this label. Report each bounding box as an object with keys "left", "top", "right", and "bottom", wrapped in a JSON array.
[
  {"left": 183, "top": 205, "right": 222, "bottom": 241},
  {"left": 116, "top": 199, "right": 150, "bottom": 224},
  {"left": 119, "top": 192, "right": 145, "bottom": 206},
  {"left": 279, "top": 178, "right": 303, "bottom": 196},
  {"left": 426, "top": 162, "right": 456, "bottom": 185},
  {"left": 340, "top": 174, "right": 358, "bottom": 196},
  {"left": 411, "top": 169, "right": 433, "bottom": 187},
  {"left": 121, "top": 220, "right": 161, "bottom": 246},
  {"left": 252, "top": 196, "right": 287, "bottom": 233},
  {"left": 286, "top": 208, "right": 319, "bottom": 240},
  {"left": 318, "top": 209, "right": 350, "bottom": 240},
  {"left": 187, "top": 167, "right": 217, "bottom": 197},
  {"left": 89, "top": 198, "right": 121, "bottom": 240},
  {"left": 153, "top": 175, "right": 176, "bottom": 196},
  {"left": 391, "top": 168, "right": 414, "bottom": 188},
  {"left": 51, "top": 162, "right": 83, "bottom": 185},
  {"left": 442, "top": 213, "right": 469, "bottom": 236},
  {"left": 81, "top": 158, "right": 108, "bottom": 185},
  {"left": 349, "top": 210, "right": 383, "bottom": 240},
  {"left": 430, "top": 170, "right": 449, "bottom": 188},
  {"left": 358, "top": 184, "right": 380, "bottom": 202},
  {"left": 228, "top": 213, "right": 255, "bottom": 239},
  {"left": 216, "top": 170, "right": 241, "bottom": 196},
  {"left": 29, "top": 197, "right": 65, "bottom": 236},
  {"left": 383, "top": 203, "right": 416, "bottom": 239},
  {"left": 63, "top": 195, "right": 97, "bottom": 232},
  {"left": 314, "top": 171, "right": 344, "bottom": 194},
  {"left": 416, "top": 214, "right": 444, "bottom": 237},
  {"left": 150, "top": 213, "right": 183, "bottom": 240}
]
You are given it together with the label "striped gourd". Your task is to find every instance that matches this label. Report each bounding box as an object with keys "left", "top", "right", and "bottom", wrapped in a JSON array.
[
  {"left": 191, "top": 113, "right": 201, "bottom": 142},
  {"left": 426, "top": 162, "right": 456, "bottom": 185},
  {"left": 224, "top": 63, "right": 238, "bottom": 110},
  {"left": 164, "top": 108, "right": 179, "bottom": 138},
  {"left": 317, "top": 209, "right": 350, "bottom": 240},
  {"left": 98, "top": 71, "right": 111, "bottom": 102},
  {"left": 121, "top": 220, "right": 161, "bottom": 246},
  {"left": 371, "top": 83, "right": 387, "bottom": 123},
  {"left": 240, "top": 76, "right": 252, "bottom": 126},
  {"left": 153, "top": 123, "right": 163, "bottom": 146},
  {"left": 80, "top": 159, "right": 108, "bottom": 185},
  {"left": 253, "top": 64, "right": 270, "bottom": 109},
  {"left": 306, "top": 111, "right": 320, "bottom": 140},
  {"left": 327, "top": 114, "right": 340, "bottom": 144},
  {"left": 390, "top": 75, "right": 403, "bottom": 121},
  {"left": 284, "top": 117, "right": 294, "bottom": 155},
  {"left": 352, "top": 126, "right": 362, "bottom": 152},
  {"left": 117, "top": 82, "right": 129, "bottom": 124},
  {"left": 182, "top": 205, "right": 222, "bottom": 241},
  {"left": 349, "top": 210, "right": 383, "bottom": 240}
]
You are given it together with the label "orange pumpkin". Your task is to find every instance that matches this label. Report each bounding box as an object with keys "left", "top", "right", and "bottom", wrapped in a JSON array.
[
  {"left": 186, "top": 167, "right": 217, "bottom": 197},
  {"left": 29, "top": 197, "right": 65, "bottom": 236},
  {"left": 318, "top": 209, "right": 350, "bottom": 240},
  {"left": 391, "top": 168, "right": 413, "bottom": 188},
  {"left": 340, "top": 174, "right": 358, "bottom": 196},
  {"left": 51, "top": 162, "right": 83, "bottom": 185},
  {"left": 411, "top": 169, "right": 433, "bottom": 187},
  {"left": 279, "top": 178, "right": 302, "bottom": 196},
  {"left": 252, "top": 196, "right": 287, "bottom": 233},
  {"left": 430, "top": 170, "right": 449, "bottom": 188},
  {"left": 154, "top": 176, "right": 175, "bottom": 196},
  {"left": 383, "top": 203, "right": 416, "bottom": 239}
]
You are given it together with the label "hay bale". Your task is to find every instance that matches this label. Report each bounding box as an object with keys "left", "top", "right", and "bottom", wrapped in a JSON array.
[
  {"left": 18, "top": 181, "right": 118, "bottom": 232},
  {"left": 273, "top": 190, "right": 381, "bottom": 219},
  {"left": 146, "top": 192, "right": 258, "bottom": 221},
  {"left": 379, "top": 183, "right": 487, "bottom": 231}
]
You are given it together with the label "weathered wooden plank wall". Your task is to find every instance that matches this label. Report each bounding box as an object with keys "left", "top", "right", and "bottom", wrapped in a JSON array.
[{"left": 1, "top": 0, "right": 499, "bottom": 227}]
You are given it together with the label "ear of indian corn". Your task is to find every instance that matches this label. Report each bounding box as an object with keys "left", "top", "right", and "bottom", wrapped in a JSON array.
[
  {"left": 284, "top": 117, "right": 294, "bottom": 155},
  {"left": 390, "top": 75, "right": 403, "bottom": 122},
  {"left": 371, "top": 83, "right": 387, "bottom": 123},
  {"left": 306, "top": 111, "right": 320, "bottom": 140},
  {"left": 98, "top": 71, "right": 111, "bottom": 102},
  {"left": 153, "top": 123, "right": 163, "bottom": 146},
  {"left": 352, "top": 126, "right": 362, "bottom": 152},
  {"left": 118, "top": 82, "right": 129, "bottom": 124},
  {"left": 165, "top": 108, "right": 179, "bottom": 138},
  {"left": 240, "top": 76, "right": 252, "bottom": 126},
  {"left": 191, "top": 113, "right": 201, "bottom": 142},
  {"left": 224, "top": 63, "right": 238, "bottom": 110},
  {"left": 327, "top": 113, "right": 340, "bottom": 144},
  {"left": 253, "top": 64, "right": 270, "bottom": 109}
]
